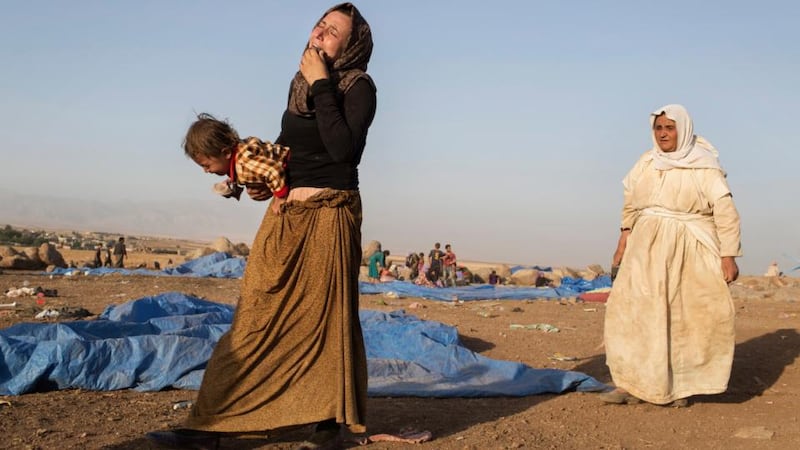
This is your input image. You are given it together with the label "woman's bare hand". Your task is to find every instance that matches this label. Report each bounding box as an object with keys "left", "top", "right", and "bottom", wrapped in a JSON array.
[
  {"left": 612, "top": 229, "right": 631, "bottom": 267},
  {"left": 270, "top": 196, "right": 286, "bottom": 215},
  {"left": 300, "top": 47, "right": 329, "bottom": 85},
  {"left": 721, "top": 256, "right": 739, "bottom": 284}
]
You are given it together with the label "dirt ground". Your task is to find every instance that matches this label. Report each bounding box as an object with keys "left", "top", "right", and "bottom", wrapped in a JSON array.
[{"left": 0, "top": 260, "right": 798, "bottom": 449}]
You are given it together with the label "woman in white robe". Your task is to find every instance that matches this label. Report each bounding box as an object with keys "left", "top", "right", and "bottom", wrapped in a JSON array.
[{"left": 602, "top": 104, "right": 742, "bottom": 406}]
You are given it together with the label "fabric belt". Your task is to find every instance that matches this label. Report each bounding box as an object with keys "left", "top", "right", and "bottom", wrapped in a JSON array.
[{"left": 640, "top": 207, "right": 719, "bottom": 256}]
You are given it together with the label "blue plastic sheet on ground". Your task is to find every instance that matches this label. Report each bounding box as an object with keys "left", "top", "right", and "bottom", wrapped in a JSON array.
[
  {"left": 0, "top": 293, "right": 604, "bottom": 396},
  {"left": 359, "top": 276, "right": 611, "bottom": 302},
  {"left": 46, "top": 253, "right": 610, "bottom": 301},
  {"left": 48, "top": 252, "right": 245, "bottom": 278}
]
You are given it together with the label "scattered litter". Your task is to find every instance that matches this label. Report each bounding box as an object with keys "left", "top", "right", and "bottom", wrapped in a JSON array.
[
  {"left": 382, "top": 291, "right": 400, "bottom": 299},
  {"left": 172, "top": 400, "right": 194, "bottom": 410},
  {"left": 365, "top": 428, "right": 433, "bottom": 444},
  {"left": 5, "top": 287, "right": 58, "bottom": 298},
  {"left": 36, "top": 287, "right": 58, "bottom": 297},
  {"left": 583, "top": 308, "right": 598, "bottom": 312},
  {"left": 35, "top": 309, "right": 61, "bottom": 319},
  {"left": 733, "top": 426, "right": 774, "bottom": 440},
  {"left": 34, "top": 307, "right": 93, "bottom": 320},
  {"left": 509, "top": 323, "right": 560, "bottom": 333},
  {"left": 0, "top": 399, "right": 11, "bottom": 407},
  {"left": 408, "top": 302, "right": 424, "bottom": 309},
  {"left": 548, "top": 352, "right": 578, "bottom": 362},
  {"left": 0, "top": 302, "right": 18, "bottom": 309},
  {"left": 5, "top": 287, "right": 36, "bottom": 298},
  {"left": 477, "top": 311, "right": 496, "bottom": 318}
]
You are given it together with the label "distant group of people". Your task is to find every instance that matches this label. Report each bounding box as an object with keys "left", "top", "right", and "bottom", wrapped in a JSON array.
[
  {"left": 365, "top": 242, "right": 464, "bottom": 287},
  {"left": 402, "top": 242, "right": 459, "bottom": 288},
  {"left": 92, "top": 237, "right": 127, "bottom": 268}
]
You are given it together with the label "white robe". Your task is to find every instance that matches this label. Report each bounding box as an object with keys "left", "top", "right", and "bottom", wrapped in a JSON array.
[{"left": 604, "top": 152, "right": 742, "bottom": 404}]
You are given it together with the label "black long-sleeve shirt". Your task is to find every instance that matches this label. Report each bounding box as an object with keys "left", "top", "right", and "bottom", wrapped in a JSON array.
[{"left": 277, "top": 77, "right": 376, "bottom": 190}]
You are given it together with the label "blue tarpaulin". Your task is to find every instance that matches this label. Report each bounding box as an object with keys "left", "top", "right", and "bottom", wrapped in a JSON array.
[
  {"left": 48, "top": 252, "right": 245, "bottom": 279},
  {"left": 360, "top": 277, "right": 611, "bottom": 301},
  {"left": 47, "top": 253, "right": 610, "bottom": 301},
  {"left": 0, "top": 292, "right": 604, "bottom": 396}
]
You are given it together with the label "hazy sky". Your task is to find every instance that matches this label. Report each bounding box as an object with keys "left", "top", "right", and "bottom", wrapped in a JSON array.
[{"left": 1, "top": 0, "right": 798, "bottom": 275}]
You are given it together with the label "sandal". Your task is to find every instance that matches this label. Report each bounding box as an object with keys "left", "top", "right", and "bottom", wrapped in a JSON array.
[
  {"left": 669, "top": 398, "right": 689, "bottom": 408},
  {"left": 597, "top": 388, "right": 642, "bottom": 405}
]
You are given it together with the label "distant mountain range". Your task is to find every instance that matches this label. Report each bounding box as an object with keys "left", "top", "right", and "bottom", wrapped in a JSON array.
[{"left": 0, "top": 189, "right": 261, "bottom": 244}]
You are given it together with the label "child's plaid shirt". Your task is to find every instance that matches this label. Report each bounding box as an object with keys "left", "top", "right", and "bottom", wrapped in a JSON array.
[{"left": 233, "top": 137, "right": 290, "bottom": 198}]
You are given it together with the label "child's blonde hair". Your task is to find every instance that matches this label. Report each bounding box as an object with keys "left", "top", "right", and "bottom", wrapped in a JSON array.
[{"left": 183, "top": 113, "right": 240, "bottom": 160}]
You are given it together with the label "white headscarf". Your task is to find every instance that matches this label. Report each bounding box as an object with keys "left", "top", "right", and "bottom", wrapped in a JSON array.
[{"left": 646, "top": 104, "right": 723, "bottom": 172}]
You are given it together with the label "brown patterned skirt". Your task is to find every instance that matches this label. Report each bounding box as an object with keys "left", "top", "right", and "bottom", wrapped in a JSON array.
[{"left": 184, "top": 189, "right": 367, "bottom": 433}]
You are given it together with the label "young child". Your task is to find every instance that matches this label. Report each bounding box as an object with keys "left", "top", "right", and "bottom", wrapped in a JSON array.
[{"left": 183, "top": 113, "right": 289, "bottom": 203}]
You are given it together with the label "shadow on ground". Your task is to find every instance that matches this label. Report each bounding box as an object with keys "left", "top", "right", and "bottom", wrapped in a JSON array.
[
  {"left": 571, "top": 328, "right": 800, "bottom": 405},
  {"left": 706, "top": 328, "right": 800, "bottom": 403}
]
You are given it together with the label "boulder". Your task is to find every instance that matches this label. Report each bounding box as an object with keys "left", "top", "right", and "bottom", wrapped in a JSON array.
[
  {"left": 188, "top": 247, "right": 218, "bottom": 260},
  {"left": 233, "top": 242, "right": 250, "bottom": 256},
  {"left": 23, "top": 247, "right": 42, "bottom": 263},
  {"left": 358, "top": 265, "right": 371, "bottom": 282},
  {"left": 587, "top": 264, "right": 606, "bottom": 276},
  {"left": 0, "top": 246, "right": 19, "bottom": 258},
  {"left": 496, "top": 264, "right": 512, "bottom": 279},
  {"left": 510, "top": 268, "right": 540, "bottom": 286},
  {"left": 362, "top": 240, "right": 381, "bottom": 265},
  {"left": 210, "top": 237, "right": 235, "bottom": 254},
  {"left": 579, "top": 270, "right": 598, "bottom": 281},
  {"left": 38, "top": 243, "right": 66, "bottom": 268},
  {"left": 472, "top": 264, "right": 511, "bottom": 285},
  {"left": 0, "top": 254, "right": 42, "bottom": 270}
]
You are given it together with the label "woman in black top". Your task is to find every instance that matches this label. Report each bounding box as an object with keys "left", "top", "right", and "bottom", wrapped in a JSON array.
[{"left": 147, "top": 3, "right": 376, "bottom": 449}]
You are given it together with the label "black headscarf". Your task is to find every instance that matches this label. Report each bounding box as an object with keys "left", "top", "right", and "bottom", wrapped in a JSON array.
[{"left": 287, "top": 2, "right": 374, "bottom": 118}]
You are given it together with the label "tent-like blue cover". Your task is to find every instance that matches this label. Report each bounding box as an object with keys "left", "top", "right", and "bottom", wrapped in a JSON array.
[
  {"left": 0, "top": 292, "right": 604, "bottom": 396},
  {"left": 360, "top": 278, "right": 610, "bottom": 301},
  {"left": 49, "top": 252, "right": 245, "bottom": 279},
  {"left": 48, "top": 253, "right": 611, "bottom": 301}
]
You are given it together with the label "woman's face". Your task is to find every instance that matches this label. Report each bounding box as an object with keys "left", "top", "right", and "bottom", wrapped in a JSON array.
[
  {"left": 308, "top": 10, "right": 352, "bottom": 62},
  {"left": 653, "top": 114, "right": 678, "bottom": 152}
]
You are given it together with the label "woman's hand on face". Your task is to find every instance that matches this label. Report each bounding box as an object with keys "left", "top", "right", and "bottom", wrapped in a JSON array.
[
  {"left": 300, "top": 47, "right": 329, "bottom": 85},
  {"left": 246, "top": 185, "right": 272, "bottom": 201},
  {"left": 721, "top": 256, "right": 739, "bottom": 284}
]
